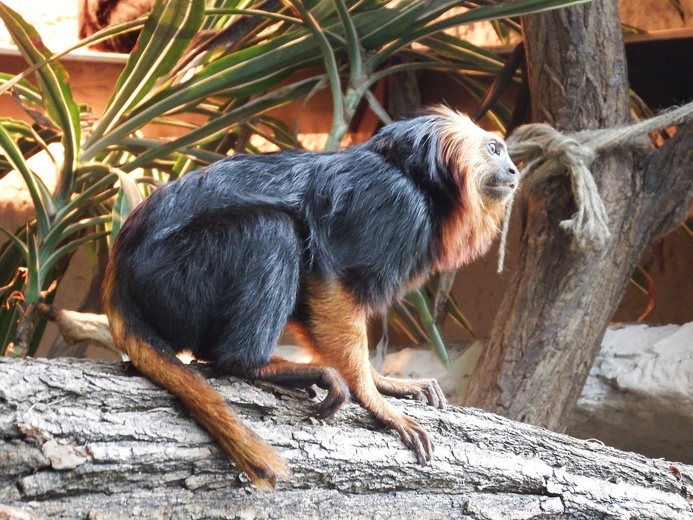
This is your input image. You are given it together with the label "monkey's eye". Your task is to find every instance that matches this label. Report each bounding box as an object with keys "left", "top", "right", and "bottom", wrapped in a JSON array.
[{"left": 487, "top": 141, "right": 500, "bottom": 155}]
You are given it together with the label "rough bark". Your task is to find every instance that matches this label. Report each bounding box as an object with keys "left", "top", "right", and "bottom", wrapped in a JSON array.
[
  {"left": 464, "top": 0, "right": 693, "bottom": 431},
  {"left": 1, "top": 357, "right": 692, "bottom": 519}
]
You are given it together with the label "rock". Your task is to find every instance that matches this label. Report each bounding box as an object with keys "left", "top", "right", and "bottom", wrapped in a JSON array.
[{"left": 567, "top": 322, "right": 693, "bottom": 464}]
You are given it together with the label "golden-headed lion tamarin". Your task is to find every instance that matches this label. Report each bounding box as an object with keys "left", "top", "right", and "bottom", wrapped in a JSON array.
[{"left": 103, "top": 106, "right": 518, "bottom": 490}]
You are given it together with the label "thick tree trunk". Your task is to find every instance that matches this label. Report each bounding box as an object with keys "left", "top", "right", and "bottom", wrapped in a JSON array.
[
  {"left": 465, "top": 0, "right": 693, "bottom": 431},
  {"left": 1, "top": 357, "right": 692, "bottom": 519}
]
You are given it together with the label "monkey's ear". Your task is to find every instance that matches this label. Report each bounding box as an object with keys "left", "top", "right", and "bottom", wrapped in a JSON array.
[
  {"left": 368, "top": 120, "right": 435, "bottom": 167},
  {"left": 367, "top": 117, "right": 455, "bottom": 192},
  {"left": 368, "top": 133, "right": 398, "bottom": 163}
]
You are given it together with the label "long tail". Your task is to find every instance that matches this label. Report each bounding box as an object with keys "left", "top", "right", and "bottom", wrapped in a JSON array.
[{"left": 105, "top": 301, "right": 287, "bottom": 490}]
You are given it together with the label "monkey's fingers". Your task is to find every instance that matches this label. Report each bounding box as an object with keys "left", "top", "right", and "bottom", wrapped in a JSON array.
[
  {"left": 418, "top": 379, "right": 447, "bottom": 410},
  {"left": 400, "top": 380, "right": 446, "bottom": 410},
  {"left": 374, "top": 375, "right": 447, "bottom": 410},
  {"left": 314, "top": 367, "right": 350, "bottom": 419},
  {"left": 389, "top": 415, "right": 434, "bottom": 466}
]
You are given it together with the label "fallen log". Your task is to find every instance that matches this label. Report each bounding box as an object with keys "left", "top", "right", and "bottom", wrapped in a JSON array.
[{"left": 0, "top": 357, "right": 691, "bottom": 519}]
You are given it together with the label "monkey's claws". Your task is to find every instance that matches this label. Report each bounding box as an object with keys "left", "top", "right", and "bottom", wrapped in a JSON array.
[
  {"left": 391, "top": 415, "right": 434, "bottom": 466},
  {"left": 411, "top": 379, "right": 447, "bottom": 410},
  {"left": 377, "top": 377, "right": 447, "bottom": 410}
]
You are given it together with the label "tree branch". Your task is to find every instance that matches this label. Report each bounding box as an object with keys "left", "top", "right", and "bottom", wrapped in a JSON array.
[
  {"left": 1, "top": 357, "right": 691, "bottom": 518},
  {"left": 640, "top": 120, "right": 693, "bottom": 238}
]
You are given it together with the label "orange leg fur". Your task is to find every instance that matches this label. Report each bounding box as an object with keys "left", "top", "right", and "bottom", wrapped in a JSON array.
[
  {"left": 298, "top": 280, "right": 434, "bottom": 465},
  {"left": 288, "top": 322, "right": 446, "bottom": 411}
]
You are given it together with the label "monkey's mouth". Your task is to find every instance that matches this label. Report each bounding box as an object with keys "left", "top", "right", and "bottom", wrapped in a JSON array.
[{"left": 484, "top": 181, "right": 517, "bottom": 200}]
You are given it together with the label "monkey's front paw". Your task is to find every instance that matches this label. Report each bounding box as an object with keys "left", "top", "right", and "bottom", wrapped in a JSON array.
[
  {"left": 390, "top": 415, "right": 434, "bottom": 466},
  {"left": 376, "top": 376, "right": 447, "bottom": 410},
  {"left": 313, "top": 367, "right": 350, "bottom": 420},
  {"left": 412, "top": 379, "right": 447, "bottom": 410}
]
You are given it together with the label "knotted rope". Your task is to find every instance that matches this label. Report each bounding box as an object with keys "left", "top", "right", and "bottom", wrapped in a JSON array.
[{"left": 496, "top": 101, "right": 693, "bottom": 272}]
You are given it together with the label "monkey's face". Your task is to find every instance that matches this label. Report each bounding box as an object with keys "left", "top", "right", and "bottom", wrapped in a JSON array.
[
  {"left": 478, "top": 136, "right": 518, "bottom": 203},
  {"left": 433, "top": 107, "right": 518, "bottom": 209}
]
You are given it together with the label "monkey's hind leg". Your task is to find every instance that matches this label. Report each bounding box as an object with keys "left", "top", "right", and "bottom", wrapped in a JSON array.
[
  {"left": 302, "top": 280, "right": 434, "bottom": 466},
  {"left": 248, "top": 356, "right": 350, "bottom": 419}
]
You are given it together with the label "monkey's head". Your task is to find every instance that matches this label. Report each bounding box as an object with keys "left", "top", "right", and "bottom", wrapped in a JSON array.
[
  {"left": 434, "top": 107, "right": 519, "bottom": 207},
  {"left": 367, "top": 107, "right": 518, "bottom": 211},
  {"left": 365, "top": 107, "right": 520, "bottom": 269}
]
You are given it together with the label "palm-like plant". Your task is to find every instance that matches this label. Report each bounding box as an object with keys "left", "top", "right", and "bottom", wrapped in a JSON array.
[{"left": 0, "top": 0, "right": 590, "bottom": 359}]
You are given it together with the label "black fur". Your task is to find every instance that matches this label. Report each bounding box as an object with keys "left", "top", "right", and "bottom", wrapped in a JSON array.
[{"left": 109, "top": 115, "right": 463, "bottom": 374}]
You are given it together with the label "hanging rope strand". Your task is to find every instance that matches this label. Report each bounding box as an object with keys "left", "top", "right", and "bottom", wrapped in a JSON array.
[{"left": 497, "top": 101, "right": 693, "bottom": 273}]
